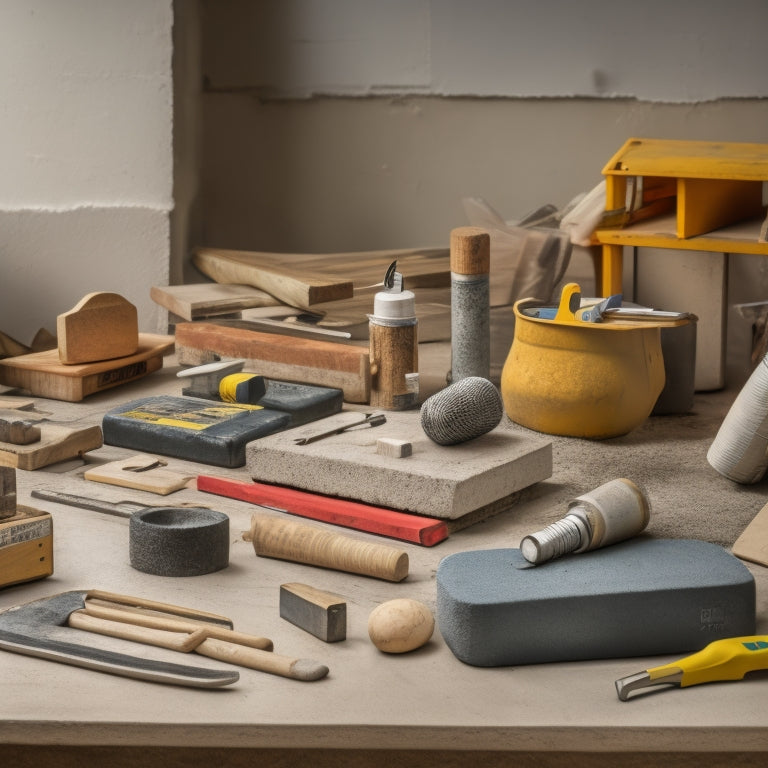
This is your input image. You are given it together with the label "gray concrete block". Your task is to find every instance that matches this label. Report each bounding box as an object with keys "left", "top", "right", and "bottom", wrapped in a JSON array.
[
  {"left": 437, "top": 538, "right": 756, "bottom": 667},
  {"left": 246, "top": 410, "right": 552, "bottom": 519}
]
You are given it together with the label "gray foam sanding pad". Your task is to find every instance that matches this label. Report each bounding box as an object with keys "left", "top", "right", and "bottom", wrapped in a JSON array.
[
  {"left": 436, "top": 538, "right": 756, "bottom": 667},
  {"left": 129, "top": 507, "right": 229, "bottom": 577}
]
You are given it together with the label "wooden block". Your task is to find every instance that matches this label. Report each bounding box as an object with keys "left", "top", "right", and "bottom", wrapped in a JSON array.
[
  {"left": 0, "top": 416, "right": 40, "bottom": 445},
  {"left": 150, "top": 283, "right": 280, "bottom": 321},
  {"left": 733, "top": 501, "right": 768, "bottom": 567},
  {"left": 175, "top": 322, "right": 371, "bottom": 404},
  {"left": 0, "top": 333, "right": 173, "bottom": 401},
  {"left": 57, "top": 292, "right": 139, "bottom": 364},
  {"left": 0, "top": 396, "right": 35, "bottom": 411},
  {"left": 0, "top": 423, "right": 103, "bottom": 470},
  {"left": 0, "top": 506, "right": 54, "bottom": 587},
  {"left": 84, "top": 454, "right": 195, "bottom": 495},
  {"left": 0, "top": 466, "right": 16, "bottom": 518},
  {"left": 376, "top": 438, "right": 412, "bottom": 458},
  {"left": 280, "top": 582, "right": 347, "bottom": 643}
]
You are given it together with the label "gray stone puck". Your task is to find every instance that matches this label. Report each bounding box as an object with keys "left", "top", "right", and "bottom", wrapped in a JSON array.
[{"left": 129, "top": 507, "right": 230, "bottom": 577}]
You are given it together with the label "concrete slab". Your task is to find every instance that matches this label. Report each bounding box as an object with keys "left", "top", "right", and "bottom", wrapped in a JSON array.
[{"left": 245, "top": 409, "right": 552, "bottom": 519}]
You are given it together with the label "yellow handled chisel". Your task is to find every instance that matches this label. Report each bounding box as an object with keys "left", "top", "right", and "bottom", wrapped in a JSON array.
[{"left": 616, "top": 636, "right": 768, "bottom": 701}]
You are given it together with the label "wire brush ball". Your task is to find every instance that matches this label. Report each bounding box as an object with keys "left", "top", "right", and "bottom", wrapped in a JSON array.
[{"left": 420, "top": 377, "right": 504, "bottom": 445}]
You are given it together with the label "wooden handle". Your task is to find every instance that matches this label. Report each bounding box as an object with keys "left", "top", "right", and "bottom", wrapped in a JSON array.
[
  {"left": 450, "top": 227, "right": 490, "bottom": 276},
  {"left": 195, "top": 638, "right": 328, "bottom": 681},
  {"left": 249, "top": 514, "right": 409, "bottom": 582},
  {"left": 69, "top": 612, "right": 327, "bottom": 682},
  {"left": 82, "top": 602, "right": 274, "bottom": 651}
]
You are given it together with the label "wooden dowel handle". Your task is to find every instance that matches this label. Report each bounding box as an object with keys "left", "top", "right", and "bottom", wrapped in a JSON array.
[
  {"left": 249, "top": 514, "right": 409, "bottom": 582},
  {"left": 196, "top": 638, "right": 328, "bottom": 681}
]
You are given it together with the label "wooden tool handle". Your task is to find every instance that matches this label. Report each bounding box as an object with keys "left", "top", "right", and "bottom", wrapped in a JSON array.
[
  {"left": 195, "top": 638, "right": 328, "bottom": 682},
  {"left": 69, "top": 612, "right": 327, "bottom": 681},
  {"left": 249, "top": 514, "right": 409, "bottom": 582},
  {"left": 82, "top": 602, "right": 274, "bottom": 651}
]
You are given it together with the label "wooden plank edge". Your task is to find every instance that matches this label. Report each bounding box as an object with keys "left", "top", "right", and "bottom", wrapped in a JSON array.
[{"left": 196, "top": 474, "right": 449, "bottom": 547}]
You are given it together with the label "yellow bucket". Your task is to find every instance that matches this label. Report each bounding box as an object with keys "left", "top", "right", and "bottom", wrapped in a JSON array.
[{"left": 501, "top": 284, "right": 665, "bottom": 439}]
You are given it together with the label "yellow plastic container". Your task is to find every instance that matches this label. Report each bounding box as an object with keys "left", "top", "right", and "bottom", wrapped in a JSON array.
[{"left": 501, "top": 284, "right": 665, "bottom": 439}]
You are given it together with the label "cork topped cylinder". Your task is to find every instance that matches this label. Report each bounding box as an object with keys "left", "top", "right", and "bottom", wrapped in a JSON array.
[{"left": 450, "top": 227, "right": 491, "bottom": 382}]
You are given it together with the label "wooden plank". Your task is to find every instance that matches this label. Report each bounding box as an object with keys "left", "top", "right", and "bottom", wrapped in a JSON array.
[
  {"left": 84, "top": 454, "right": 195, "bottom": 495},
  {"left": 150, "top": 283, "right": 280, "bottom": 321},
  {"left": 0, "top": 334, "right": 174, "bottom": 402},
  {"left": 175, "top": 323, "right": 371, "bottom": 403},
  {"left": 197, "top": 475, "right": 449, "bottom": 547},
  {"left": 57, "top": 292, "right": 139, "bottom": 364},
  {"left": 678, "top": 178, "right": 764, "bottom": 239},
  {"left": 0, "top": 423, "right": 103, "bottom": 470},
  {"left": 192, "top": 246, "right": 450, "bottom": 310},
  {"left": 193, "top": 248, "right": 354, "bottom": 308}
]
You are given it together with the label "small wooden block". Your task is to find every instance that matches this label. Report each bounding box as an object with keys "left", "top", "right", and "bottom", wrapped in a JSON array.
[
  {"left": 57, "top": 292, "right": 139, "bottom": 364},
  {"left": 0, "top": 466, "right": 16, "bottom": 518},
  {"left": 84, "top": 454, "right": 195, "bottom": 495},
  {"left": 0, "top": 416, "right": 41, "bottom": 445},
  {"left": 733, "top": 501, "right": 768, "bottom": 567},
  {"left": 280, "top": 582, "right": 347, "bottom": 643},
  {"left": 376, "top": 437, "right": 412, "bottom": 458},
  {"left": 0, "top": 506, "right": 54, "bottom": 587},
  {"left": 0, "top": 423, "right": 103, "bottom": 470}
]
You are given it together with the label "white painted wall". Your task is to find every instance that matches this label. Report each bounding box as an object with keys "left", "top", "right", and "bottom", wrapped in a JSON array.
[
  {"left": 0, "top": 0, "right": 173, "bottom": 345},
  {"left": 195, "top": 0, "right": 768, "bottom": 386},
  {"left": 202, "top": 0, "right": 768, "bottom": 101}
]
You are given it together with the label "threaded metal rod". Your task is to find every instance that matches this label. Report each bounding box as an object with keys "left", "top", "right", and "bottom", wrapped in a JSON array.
[{"left": 519, "top": 513, "right": 590, "bottom": 564}]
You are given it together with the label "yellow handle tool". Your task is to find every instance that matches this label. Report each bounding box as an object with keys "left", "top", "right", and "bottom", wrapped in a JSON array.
[{"left": 616, "top": 635, "right": 768, "bottom": 701}]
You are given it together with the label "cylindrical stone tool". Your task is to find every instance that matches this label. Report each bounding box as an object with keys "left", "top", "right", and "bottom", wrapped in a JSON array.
[
  {"left": 519, "top": 478, "right": 650, "bottom": 565},
  {"left": 129, "top": 507, "right": 230, "bottom": 577},
  {"left": 368, "top": 261, "right": 419, "bottom": 410},
  {"left": 449, "top": 226, "right": 491, "bottom": 382}
]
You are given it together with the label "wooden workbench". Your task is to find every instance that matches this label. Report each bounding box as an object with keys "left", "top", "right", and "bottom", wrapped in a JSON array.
[{"left": 1, "top": 345, "right": 767, "bottom": 768}]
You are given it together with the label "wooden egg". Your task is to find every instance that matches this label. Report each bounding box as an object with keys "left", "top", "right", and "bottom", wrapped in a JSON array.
[{"left": 367, "top": 598, "right": 434, "bottom": 653}]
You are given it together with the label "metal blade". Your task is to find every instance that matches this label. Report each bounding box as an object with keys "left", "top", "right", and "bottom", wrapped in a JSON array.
[
  {"left": 0, "top": 592, "right": 238, "bottom": 688},
  {"left": 30, "top": 489, "right": 143, "bottom": 517}
]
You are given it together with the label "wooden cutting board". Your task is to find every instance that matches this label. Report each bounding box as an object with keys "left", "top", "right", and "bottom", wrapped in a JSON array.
[
  {"left": 192, "top": 246, "right": 450, "bottom": 309},
  {"left": 0, "top": 334, "right": 174, "bottom": 402},
  {"left": 0, "top": 422, "right": 103, "bottom": 470},
  {"left": 84, "top": 454, "right": 195, "bottom": 495}
]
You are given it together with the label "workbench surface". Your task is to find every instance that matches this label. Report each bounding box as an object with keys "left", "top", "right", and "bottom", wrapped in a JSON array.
[{"left": 1, "top": 347, "right": 767, "bottom": 768}]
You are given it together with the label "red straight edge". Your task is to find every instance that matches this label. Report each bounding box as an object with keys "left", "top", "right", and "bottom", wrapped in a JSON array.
[{"left": 196, "top": 475, "right": 449, "bottom": 547}]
